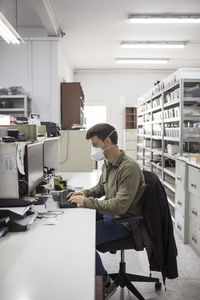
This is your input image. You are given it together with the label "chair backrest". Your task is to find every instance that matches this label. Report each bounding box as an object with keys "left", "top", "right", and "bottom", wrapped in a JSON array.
[{"left": 140, "top": 170, "right": 178, "bottom": 280}]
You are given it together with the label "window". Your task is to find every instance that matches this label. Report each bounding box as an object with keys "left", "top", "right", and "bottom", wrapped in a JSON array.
[{"left": 84, "top": 105, "right": 107, "bottom": 129}]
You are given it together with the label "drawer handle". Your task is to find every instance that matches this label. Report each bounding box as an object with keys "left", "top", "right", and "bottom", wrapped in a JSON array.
[
  {"left": 192, "top": 235, "right": 197, "bottom": 244},
  {"left": 177, "top": 223, "right": 182, "bottom": 231},
  {"left": 177, "top": 200, "right": 182, "bottom": 206},
  {"left": 192, "top": 209, "right": 198, "bottom": 217},
  {"left": 191, "top": 183, "right": 197, "bottom": 189},
  {"left": 177, "top": 176, "right": 181, "bottom": 181}
]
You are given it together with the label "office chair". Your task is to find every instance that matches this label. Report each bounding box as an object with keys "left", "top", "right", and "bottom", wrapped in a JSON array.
[{"left": 97, "top": 171, "right": 164, "bottom": 300}]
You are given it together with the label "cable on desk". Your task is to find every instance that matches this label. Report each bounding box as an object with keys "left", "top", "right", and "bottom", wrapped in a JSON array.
[{"left": 37, "top": 210, "right": 64, "bottom": 219}]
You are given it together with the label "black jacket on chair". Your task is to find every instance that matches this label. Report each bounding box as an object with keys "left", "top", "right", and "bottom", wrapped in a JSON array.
[{"left": 142, "top": 171, "right": 178, "bottom": 281}]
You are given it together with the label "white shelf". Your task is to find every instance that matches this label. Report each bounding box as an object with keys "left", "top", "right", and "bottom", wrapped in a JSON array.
[
  {"left": 151, "top": 106, "right": 162, "bottom": 112},
  {"left": 137, "top": 70, "right": 200, "bottom": 224},
  {"left": 164, "top": 167, "right": 176, "bottom": 178},
  {"left": 167, "top": 197, "right": 176, "bottom": 208},
  {"left": 163, "top": 153, "right": 177, "bottom": 160},
  {"left": 0, "top": 95, "right": 28, "bottom": 99},
  {"left": 163, "top": 180, "right": 175, "bottom": 193},
  {"left": 164, "top": 99, "right": 180, "bottom": 109},
  {"left": 163, "top": 81, "right": 179, "bottom": 94},
  {"left": 137, "top": 143, "right": 143, "bottom": 148},
  {"left": 0, "top": 108, "right": 25, "bottom": 112},
  {"left": 164, "top": 137, "right": 180, "bottom": 142},
  {"left": 152, "top": 135, "right": 162, "bottom": 140},
  {"left": 164, "top": 118, "right": 180, "bottom": 123},
  {"left": 151, "top": 162, "right": 162, "bottom": 170}
]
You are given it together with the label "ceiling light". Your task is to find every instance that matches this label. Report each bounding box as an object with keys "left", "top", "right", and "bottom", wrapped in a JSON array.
[
  {"left": 116, "top": 58, "right": 169, "bottom": 64},
  {"left": 127, "top": 14, "right": 200, "bottom": 24},
  {"left": 0, "top": 12, "right": 24, "bottom": 44},
  {"left": 120, "top": 41, "right": 187, "bottom": 49}
]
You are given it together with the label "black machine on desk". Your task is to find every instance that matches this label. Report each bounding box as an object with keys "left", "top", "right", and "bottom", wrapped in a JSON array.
[{"left": 58, "top": 189, "right": 77, "bottom": 208}]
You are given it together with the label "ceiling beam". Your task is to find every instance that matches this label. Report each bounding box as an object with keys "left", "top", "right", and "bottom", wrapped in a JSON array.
[{"left": 30, "top": 0, "right": 61, "bottom": 37}]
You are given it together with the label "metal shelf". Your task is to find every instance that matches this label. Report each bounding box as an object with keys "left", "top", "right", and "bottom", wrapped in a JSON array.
[
  {"left": 137, "top": 143, "right": 143, "bottom": 148},
  {"left": 151, "top": 162, "right": 162, "bottom": 170},
  {"left": 152, "top": 135, "right": 162, "bottom": 140},
  {"left": 164, "top": 137, "right": 180, "bottom": 142},
  {"left": 151, "top": 106, "right": 162, "bottom": 112},
  {"left": 164, "top": 167, "right": 176, "bottom": 178},
  {"left": 163, "top": 81, "right": 179, "bottom": 94},
  {"left": 164, "top": 118, "right": 180, "bottom": 123},
  {"left": 167, "top": 197, "right": 176, "bottom": 208},
  {"left": 164, "top": 99, "right": 180, "bottom": 109},
  {"left": 0, "top": 108, "right": 25, "bottom": 112},
  {"left": 163, "top": 180, "right": 175, "bottom": 193},
  {"left": 0, "top": 95, "right": 28, "bottom": 99},
  {"left": 163, "top": 153, "right": 177, "bottom": 160}
]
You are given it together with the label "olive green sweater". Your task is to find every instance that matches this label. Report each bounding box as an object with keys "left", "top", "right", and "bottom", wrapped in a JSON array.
[{"left": 83, "top": 150, "right": 145, "bottom": 228}]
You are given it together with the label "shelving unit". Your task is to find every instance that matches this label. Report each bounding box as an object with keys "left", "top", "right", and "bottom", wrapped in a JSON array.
[
  {"left": 0, "top": 95, "right": 31, "bottom": 117},
  {"left": 61, "top": 82, "right": 85, "bottom": 129},
  {"left": 137, "top": 68, "right": 200, "bottom": 223},
  {"left": 125, "top": 107, "right": 137, "bottom": 129}
]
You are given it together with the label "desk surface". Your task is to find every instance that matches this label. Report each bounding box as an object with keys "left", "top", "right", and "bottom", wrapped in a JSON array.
[{"left": 0, "top": 172, "right": 98, "bottom": 300}]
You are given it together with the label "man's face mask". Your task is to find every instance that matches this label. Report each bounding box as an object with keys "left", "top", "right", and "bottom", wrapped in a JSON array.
[{"left": 91, "top": 130, "right": 117, "bottom": 161}]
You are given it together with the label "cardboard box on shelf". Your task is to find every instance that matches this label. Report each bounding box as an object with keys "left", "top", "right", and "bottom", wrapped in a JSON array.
[{"left": 189, "top": 153, "right": 200, "bottom": 165}]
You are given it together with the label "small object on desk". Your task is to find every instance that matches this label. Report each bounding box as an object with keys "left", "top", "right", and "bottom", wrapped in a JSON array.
[
  {"left": 45, "top": 217, "right": 57, "bottom": 225},
  {"left": 2, "top": 136, "right": 17, "bottom": 143}
]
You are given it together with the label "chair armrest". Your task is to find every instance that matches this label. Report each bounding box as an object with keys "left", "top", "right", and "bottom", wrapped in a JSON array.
[{"left": 112, "top": 215, "right": 143, "bottom": 223}]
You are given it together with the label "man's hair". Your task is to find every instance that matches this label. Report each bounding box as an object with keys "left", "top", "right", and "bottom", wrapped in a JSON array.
[{"left": 86, "top": 123, "right": 118, "bottom": 144}]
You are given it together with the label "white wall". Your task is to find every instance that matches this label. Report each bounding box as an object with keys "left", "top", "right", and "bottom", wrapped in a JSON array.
[
  {"left": 75, "top": 70, "right": 175, "bottom": 147},
  {"left": 0, "top": 38, "right": 74, "bottom": 124}
]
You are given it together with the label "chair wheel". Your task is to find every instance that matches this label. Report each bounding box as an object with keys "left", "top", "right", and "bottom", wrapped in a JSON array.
[{"left": 155, "top": 282, "right": 162, "bottom": 291}]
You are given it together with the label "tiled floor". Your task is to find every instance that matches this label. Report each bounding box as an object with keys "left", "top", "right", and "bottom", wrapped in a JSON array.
[{"left": 100, "top": 232, "right": 200, "bottom": 300}]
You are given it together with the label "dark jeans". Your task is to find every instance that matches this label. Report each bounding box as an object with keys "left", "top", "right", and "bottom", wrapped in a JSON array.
[{"left": 96, "top": 213, "right": 131, "bottom": 282}]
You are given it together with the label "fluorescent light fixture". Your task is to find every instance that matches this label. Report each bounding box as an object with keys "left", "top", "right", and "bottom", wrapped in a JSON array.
[
  {"left": 116, "top": 58, "right": 169, "bottom": 64},
  {"left": 120, "top": 41, "right": 187, "bottom": 49},
  {"left": 127, "top": 14, "right": 200, "bottom": 24},
  {"left": 0, "top": 12, "right": 24, "bottom": 44}
]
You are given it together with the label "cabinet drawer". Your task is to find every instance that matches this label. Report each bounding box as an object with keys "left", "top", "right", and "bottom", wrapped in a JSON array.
[
  {"left": 175, "top": 160, "right": 186, "bottom": 190},
  {"left": 175, "top": 211, "right": 185, "bottom": 241},
  {"left": 126, "top": 150, "right": 137, "bottom": 160},
  {"left": 124, "top": 130, "right": 137, "bottom": 140},
  {"left": 175, "top": 190, "right": 185, "bottom": 216},
  {"left": 189, "top": 192, "right": 200, "bottom": 224},
  {"left": 125, "top": 140, "right": 137, "bottom": 150},
  {"left": 189, "top": 217, "right": 200, "bottom": 255},
  {"left": 188, "top": 166, "right": 200, "bottom": 197}
]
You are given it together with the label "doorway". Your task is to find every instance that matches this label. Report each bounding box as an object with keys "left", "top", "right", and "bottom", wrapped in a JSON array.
[
  {"left": 84, "top": 105, "right": 107, "bottom": 170},
  {"left": 84, "top": 105, "right": 107, "bottom": 129}
]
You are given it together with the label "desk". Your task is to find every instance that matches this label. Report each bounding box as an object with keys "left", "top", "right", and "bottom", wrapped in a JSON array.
[{"left": 0, "top": 172, "right": 99, "bottom": 300}]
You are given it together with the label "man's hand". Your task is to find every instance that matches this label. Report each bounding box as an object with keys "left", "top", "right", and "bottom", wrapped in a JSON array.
[
  {"left": 67, "top": 191, "right": 85, "bottom": 199},
  {"left": 68, "top": 195, "right": 85, "bottom": 207}
]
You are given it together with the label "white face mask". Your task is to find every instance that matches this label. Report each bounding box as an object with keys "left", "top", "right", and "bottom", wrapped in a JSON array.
[
  {"left": 91, "top": 130, "right": 117, "bottom": 161},
  {"left": 91, "top": 146, "right": 105, "bottom": 161}
]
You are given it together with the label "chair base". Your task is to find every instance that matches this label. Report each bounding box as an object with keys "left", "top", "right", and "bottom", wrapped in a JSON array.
[{"left": 109, "top": 262, "right": 161, "bottom": 300}]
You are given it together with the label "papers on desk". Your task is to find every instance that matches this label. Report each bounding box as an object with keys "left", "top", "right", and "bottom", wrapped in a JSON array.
[
  {"left": 0, "top": 204, "right": 37, "bottom": 232},
  {"left": 0, "top": 206, "right": 31, "bottom": 216},
  {"left": 14, "top": 213, "right": 37, "bottom": 226}
]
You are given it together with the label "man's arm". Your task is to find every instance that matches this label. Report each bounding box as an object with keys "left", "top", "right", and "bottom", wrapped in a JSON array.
[
  {"left": 83, "top": 166, "right": 143, "bottom": 215},
  {"left": 83, "top": 174, "right": 105, "bottom": 198}
]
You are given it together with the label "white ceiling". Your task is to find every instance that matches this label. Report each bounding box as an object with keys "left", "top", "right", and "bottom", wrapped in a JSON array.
[{"left": 1, "top": 0, "right": 200, "bottom": 70}]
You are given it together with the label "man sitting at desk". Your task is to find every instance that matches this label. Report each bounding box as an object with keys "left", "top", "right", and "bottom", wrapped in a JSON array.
[{"left": 68, "top": 123, "right": 145, "bottom": 299}]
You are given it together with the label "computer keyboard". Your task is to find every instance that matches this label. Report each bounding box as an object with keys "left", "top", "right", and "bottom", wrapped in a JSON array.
[{"left": 58, "top": 189, "right": 77, "bottom": 209}]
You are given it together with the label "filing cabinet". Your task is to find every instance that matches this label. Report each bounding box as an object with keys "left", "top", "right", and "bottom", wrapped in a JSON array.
[
  {"left": 188, "top": 164, "right": 200, "bottom": 256},
  {"left": 188, "top": 165, "right": 200, "bottom": 198},
  {"left": 175, "top": 159, "right": 188, "bottom": 243},
  {"left": 123, "top": 129, "right": 137, "bottom": 160},
  {"left": 175, "top": 211, "right": 185, "bottom": 241}
]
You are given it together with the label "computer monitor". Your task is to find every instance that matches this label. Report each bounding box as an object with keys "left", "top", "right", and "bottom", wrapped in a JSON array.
[{"left": 25, "top": 142, "right": 44, "bottom": 196}]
